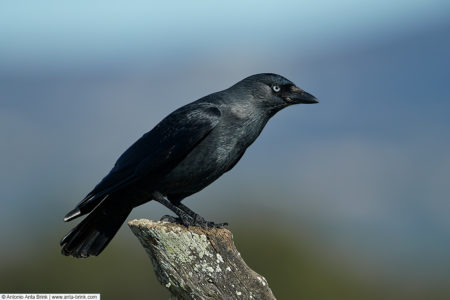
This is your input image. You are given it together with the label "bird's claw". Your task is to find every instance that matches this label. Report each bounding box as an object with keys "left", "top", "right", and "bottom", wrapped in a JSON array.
[
  {"left": 160, "top": 214, "right": 179, "bottom": 223},
  {"left": 195, "top": 220, "right": 229, "bottom": 229},
  {"left": 210, "top": 221, "right": 228, "bottom": 229},
  {"left": 160, "top": 215, "right": 228, "bottom": 229},
  {"left": 189, "top": 214, "right": 228, "bottom": 228},
  {"left": 160, "top": 214, "right": 193, "bottom": 227}
]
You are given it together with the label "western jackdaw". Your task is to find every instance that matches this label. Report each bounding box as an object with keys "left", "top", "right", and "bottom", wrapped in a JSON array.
[{"left": 60, "top": 73, "right": 318, "bottom": 258}]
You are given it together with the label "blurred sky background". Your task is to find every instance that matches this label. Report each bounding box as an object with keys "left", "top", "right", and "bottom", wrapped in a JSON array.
[{"left": 1, "top": 0, "right": 450, "bottom": 299}]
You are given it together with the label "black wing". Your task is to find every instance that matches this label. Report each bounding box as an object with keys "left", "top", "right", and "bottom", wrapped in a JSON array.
[{"left": 64, "top": 103, "right": 221, "bottom": 221}]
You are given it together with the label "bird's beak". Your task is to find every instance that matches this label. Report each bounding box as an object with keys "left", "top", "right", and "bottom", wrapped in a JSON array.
[{"left": 284, "top": 86, "right": 319, "bottom": 104}]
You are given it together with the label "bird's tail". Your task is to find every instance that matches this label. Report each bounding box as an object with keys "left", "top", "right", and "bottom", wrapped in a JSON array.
[{"left": 60, "top": 198, "right": 132, "bottom": 258}]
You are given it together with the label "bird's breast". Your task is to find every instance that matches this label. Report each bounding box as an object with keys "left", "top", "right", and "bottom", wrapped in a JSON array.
[
  {"left": 156, "top": 128, "right": 253, "bottom": 195},
  {"left": 155, "top": 110, "right": 269, "bottom": 198}
]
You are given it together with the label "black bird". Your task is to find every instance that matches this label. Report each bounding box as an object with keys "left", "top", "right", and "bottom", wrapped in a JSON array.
[{"left": 60, "top": 73, "right": 318, "bottom": 258}]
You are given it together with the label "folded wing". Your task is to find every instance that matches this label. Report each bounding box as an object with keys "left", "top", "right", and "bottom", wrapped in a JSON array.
[{"left": 64, "top": 103, "right": 221, "bottom": 221}]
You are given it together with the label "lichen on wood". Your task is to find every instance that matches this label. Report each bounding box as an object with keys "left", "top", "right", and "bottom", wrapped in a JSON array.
[{"left": 128, "top": 219, "right": 276, "bottom": 300}]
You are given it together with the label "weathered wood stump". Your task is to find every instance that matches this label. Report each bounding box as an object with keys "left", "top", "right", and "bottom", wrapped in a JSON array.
[{"left": 128, "top": 219, "right": 276, "bottom": 300}]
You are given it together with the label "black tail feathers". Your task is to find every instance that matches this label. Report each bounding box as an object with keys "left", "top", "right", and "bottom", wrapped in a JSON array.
[{"left": 60, "top": 200, "right": 131, "bottom": 258}]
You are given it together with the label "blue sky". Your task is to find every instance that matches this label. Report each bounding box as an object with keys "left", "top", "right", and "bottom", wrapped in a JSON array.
[{"left": 1, "top": 1, "right": 449, "bottom": 70}]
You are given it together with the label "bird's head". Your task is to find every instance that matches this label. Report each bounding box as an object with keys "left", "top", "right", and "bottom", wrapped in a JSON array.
[{"left": 239, "top": 73, "right": 319, "bottom": 111}]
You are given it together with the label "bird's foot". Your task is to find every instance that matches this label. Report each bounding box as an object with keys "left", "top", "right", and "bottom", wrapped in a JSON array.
[
  {"left": 193, "top": 218, "right": 229, "bottom": 229},
  {"left": 160, "top": 214, "right": 192, "bottom": 227},
  {"left": 159, "top": 214, "right": 228, "bottom": 229}
]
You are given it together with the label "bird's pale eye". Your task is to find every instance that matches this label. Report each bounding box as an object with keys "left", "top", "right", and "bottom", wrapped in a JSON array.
[{"left": 272, "top": 85, "right": 281, "bottom": 93}]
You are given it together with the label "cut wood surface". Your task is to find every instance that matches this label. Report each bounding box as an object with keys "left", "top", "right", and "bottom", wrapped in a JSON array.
[{"left": 128, "top": 219, "right": 276, "bottom": 300}]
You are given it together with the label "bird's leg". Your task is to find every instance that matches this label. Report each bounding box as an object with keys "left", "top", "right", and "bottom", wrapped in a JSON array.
[
  {"left": 152, "top": 192, "right": 193, "bottom": 227},
  {"left": 175, "top": 202, "right": 205, "bottom": 222},
  {"left": 176, "top": 202, "right": 228, "bottom": 229}
]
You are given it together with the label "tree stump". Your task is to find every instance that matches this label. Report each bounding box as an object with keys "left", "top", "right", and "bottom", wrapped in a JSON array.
[{"left": 128, "top": 219, "right": 276, "bottom": 300}]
